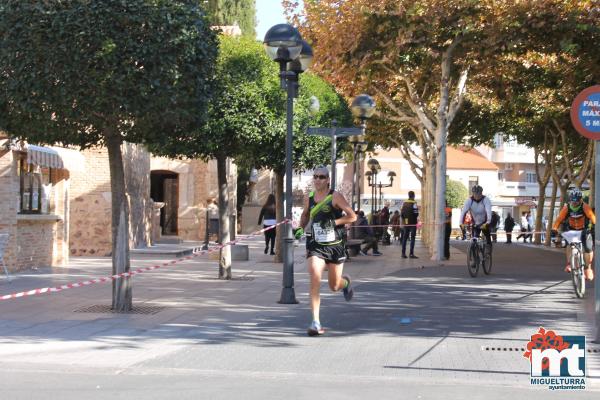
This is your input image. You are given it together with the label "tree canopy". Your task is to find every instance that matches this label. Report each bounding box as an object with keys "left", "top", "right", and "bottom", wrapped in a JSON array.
[
  {"left": 0, "top": 0, "right": 218, "bottom": 149},
  {"left": 0, "top": 0, "right": 219, "bottom": 309},
  {"left": 205, "top": 0, "right": 256, "bottom": 37}
]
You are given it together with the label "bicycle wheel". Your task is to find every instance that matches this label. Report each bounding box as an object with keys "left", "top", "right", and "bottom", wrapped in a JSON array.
[
  {"left": 467, "top": 242, "right": 479, "bottom": 277},
  {"left": 482, "top": 243, "right": 493, "bottom": 275},
  {"left": 571, "top": 249, "right": 585, "bottom": 298}
]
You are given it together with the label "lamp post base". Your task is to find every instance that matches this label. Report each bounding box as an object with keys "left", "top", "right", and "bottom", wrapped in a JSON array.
[{"left": 278, "top": 287, "right": 299, "bottom": 304}]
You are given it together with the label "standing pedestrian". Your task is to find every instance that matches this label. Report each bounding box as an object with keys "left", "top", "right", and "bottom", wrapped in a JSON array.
[
  {"left": 504, "top": 213, "right": 515, "bottom": 243},
  {"left": 516, "top": 212, "right": 528, "bottom": 242},
  {"left": 489, "top": 211, "right": 499, "bottom": 243},
  {"left": 527, "top": 212, "right": 534, "bottom": 242},
  {"left": 461, "top": 212, "right": 472, "bottom": 240},
  {"left": 541, "top": 215, "right": 548, "bottom": 242},
  {"left": 390, "top": 210, "right": 401, "bottom": 242},
  {"left": 258, "top": 194, "right": 277, "bottom": 255},
  {"left": 380, "top": 203, "right": 391, "bottom": 245},
  {"left": 444, "top": 200, "right": 452, "bottom": 260},
  {"left": 401, "top": 191, "right": 419, "bottom": 259},
  {"left": 298, "top": 166, "right": 357, "bottom": 336}
]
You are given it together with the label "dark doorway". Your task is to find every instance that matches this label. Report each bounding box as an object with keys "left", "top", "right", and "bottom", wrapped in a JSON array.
[{"left": 150, "top": 171, "right": 179, "bottom": 235}]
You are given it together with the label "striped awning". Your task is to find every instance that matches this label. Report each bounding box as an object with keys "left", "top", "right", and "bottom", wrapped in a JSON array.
[{"left": 26, "top": 144, "right": 85, "bottom": 172}]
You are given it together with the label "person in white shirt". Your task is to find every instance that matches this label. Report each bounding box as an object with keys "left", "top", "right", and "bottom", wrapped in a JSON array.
[{"left": 459, "top": 185, "right": 493, "bottom": 245}]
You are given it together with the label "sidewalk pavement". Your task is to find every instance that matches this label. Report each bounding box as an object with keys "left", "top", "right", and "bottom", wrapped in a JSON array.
[{"left": 0, "top": 235, "right": 598, "bottom": 399}]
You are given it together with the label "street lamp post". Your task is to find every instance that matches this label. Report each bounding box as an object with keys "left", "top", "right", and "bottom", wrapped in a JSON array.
[
  {"left": 377, "top": 171, "right": 396, "bottom": 207},
  {"left": 366, "top": 158, "right": 381, "bottom": 215},
  {"left": 307, "top": 94, "right": 375, "bottom": 192},
  {"left": 264, "top": 24, "right": 313, "bottom": 304},
  {"left": 349, "top": 135, "right": 368, "bottom": 211},
  {"left": 350, "top": 94, "right": 376, "bottom": 211}
]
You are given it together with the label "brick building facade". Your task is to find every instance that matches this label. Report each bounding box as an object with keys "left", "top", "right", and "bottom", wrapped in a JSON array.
[{"left": 0, "top": 135, "right": 233, "bottom": 273}]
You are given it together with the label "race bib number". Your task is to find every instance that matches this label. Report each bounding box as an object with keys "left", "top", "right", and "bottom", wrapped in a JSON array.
[{"left": 313, "top": 223, "right": 335, "bottom": 242}]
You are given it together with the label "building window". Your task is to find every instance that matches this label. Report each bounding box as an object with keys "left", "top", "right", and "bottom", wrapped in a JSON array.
[
  {"left": 469, "top": 176, "right": 479, "bottom": 191},
  {"left": 505, "top": 163, "right": 513, "bottom": 171},
  {"left": 495, "top": 134, "right": 503, "bottom": 148},
  {"left": 18, "top": 157, "right": 54, "bottom": 214},
  {"left": 526, "top": 172, "right": 537, "bottom": 183},
  {"left": 498, "top": 172, "right": 504, "bottom": 181}
]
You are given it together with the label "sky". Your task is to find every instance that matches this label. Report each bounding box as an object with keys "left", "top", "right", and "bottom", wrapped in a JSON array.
[{"left": 256, "top": 0, "right": 302, "bottom": 40}]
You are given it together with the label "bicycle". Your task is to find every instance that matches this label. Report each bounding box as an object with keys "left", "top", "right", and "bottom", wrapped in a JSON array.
[
  {"left": 559, "top": 230, "right": 586, "bottom": 298},
  {"left": 465, "top": 224, "right": 492, "bottom": 277}
]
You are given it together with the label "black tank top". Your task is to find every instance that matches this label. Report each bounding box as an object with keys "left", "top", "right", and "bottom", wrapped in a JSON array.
[{"left": 308, "top": 189, "right": 344, "bottom": 245}]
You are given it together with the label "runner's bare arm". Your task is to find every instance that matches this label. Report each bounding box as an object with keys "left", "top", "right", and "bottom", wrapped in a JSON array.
[
  {"left": 299, "top": 195, "right": 310, "bottom": 229},
  {"left": 332, "top": 192, "right": 356, "bottom": 225}
]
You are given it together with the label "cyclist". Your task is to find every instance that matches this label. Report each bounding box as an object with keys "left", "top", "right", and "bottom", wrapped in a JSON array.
[
  {"left": 551, "top": 188, "right": 595, "bottom": 281},
  {"left": 459, "top": 185, "right": 493, "bottom": 247}
]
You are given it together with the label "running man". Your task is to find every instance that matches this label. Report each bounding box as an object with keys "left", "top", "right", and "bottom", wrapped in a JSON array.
[
  {"left": 459, "top": 185, "right": 493, "bottom": 246},
  {"left": 298, "top": 166, "right": 357, "bottom": 336},
  {"left": 551, "top": 188, "right": 595, "bottom": 281}
]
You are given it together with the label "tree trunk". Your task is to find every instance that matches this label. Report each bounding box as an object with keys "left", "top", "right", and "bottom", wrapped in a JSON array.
[
  {"left": 534, "top": 189, "right": 547, "bottom": 245},
  {"left": 533, "top": 145, "right": 551, "bottom": 245},
  {"left": 274, "top": 170, "right": 284, "bottom": 264},
  {"left": 545, "top": 177, "right": 559, "bottom": 246},
  {"left": 423, "top": 158, "right": 436, "bottom": 249},
  {"left": 217, "top": 154, "right": 232, "bottom": 280},
  {"left": 432, "top": 128, "right": 447, "bottom": 261},
  {"left": 106, "top": 133, "right": 132, "bottom": 312}
]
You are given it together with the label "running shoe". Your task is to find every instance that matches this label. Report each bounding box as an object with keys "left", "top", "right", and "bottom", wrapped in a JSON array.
[
  {"left": 307, "top": 320, "right": 324, "bottom": 336},
  {"left": 359, "top": 249, "right": 368, "bottom": 256},
  {"left": 564, "top": 264, "right": 572, "bottom": 273},
  {"left": 585, "top": 269, "right": 594, "bottom": 281},
  {"left": 409, "top": 254, "right": 419, "bottom": 259},
  {"left": 342, "top": 275, "right": 354, "bottom": 301},
  {"left": 372, "top": 251, "right": 383, "bottom": 256}
]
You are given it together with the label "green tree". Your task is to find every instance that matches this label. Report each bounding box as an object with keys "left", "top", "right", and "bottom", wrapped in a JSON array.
[
  {"left": 0, "top": 0, "right": 218, "bottom": 310},
  {"left": 152, "top": 35, "right": 274, "bottom": 279},
  {"left": 249, "top": 72, "right": 353, "bottom": 262},
  {"left": 205, "top": 0, "right": 256, "bottom": 37},
  {"left": 446, "top": 179, "right": 468, "bottom": 209},
  {"left": 290, "top": 0, "right": 598, "bottom": 259}
]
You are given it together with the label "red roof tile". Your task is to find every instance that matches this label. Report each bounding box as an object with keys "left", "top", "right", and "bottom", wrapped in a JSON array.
[{"left": 447, "top": 146, "right": 498, "bottom": 170}]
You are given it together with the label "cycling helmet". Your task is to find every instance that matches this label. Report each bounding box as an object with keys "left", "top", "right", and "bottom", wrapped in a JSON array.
[
  {"left": 471, "top": 185, "right": 483, "bottom": 195},
  {"left": 569, "top": 188, "right": 582, "bottom": 203}
]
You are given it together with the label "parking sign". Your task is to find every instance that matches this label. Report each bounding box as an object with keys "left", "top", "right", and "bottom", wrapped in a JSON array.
[{"left": 571, "top": 85, "right": 600, "bottom": 140}]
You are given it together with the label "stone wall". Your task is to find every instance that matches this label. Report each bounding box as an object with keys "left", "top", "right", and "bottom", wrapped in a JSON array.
[
  {"left": 69, "top": 147, "right": 112, "bottom": 256},
  {"left": 69, "top": 143, "right": 152, "bottom": 256}
]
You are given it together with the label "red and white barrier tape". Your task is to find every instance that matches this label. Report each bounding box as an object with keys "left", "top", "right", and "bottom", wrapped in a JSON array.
[{"left": 0, "top": 220, "right": 290, "bottom": 301}]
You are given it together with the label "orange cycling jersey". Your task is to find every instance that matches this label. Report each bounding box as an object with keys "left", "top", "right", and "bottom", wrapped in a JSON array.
[{"left": 552, "top": 202, "right": 596, "bottom": 231}]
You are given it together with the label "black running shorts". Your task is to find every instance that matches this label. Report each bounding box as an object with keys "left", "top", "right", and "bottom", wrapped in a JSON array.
[{"left": 306, "top": 240, "right": 347, "bottom": 264}]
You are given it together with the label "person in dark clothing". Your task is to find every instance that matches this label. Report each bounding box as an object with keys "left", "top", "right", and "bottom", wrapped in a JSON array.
[
  {"left": 401, "top": 191, "right": 419, "bottom": 259},
  {"left": 504, "top": 213, "right": 515, "bottom": 243},
  {"left": 390, "top": 210, "right": 401, "bottom": 242},
  {"left": 444, "top": 201, "right": 452, "bottom": 260},
  {"left": 355, "top": 211, "right": 382, "bottom": 256},
  {"left": 489, "top": 211, "right": 499, "bottom": 243},
  {"left": 380, "top": 204, "right": 391, "bottom": 245},
  {"left": 258, "top": 194, "right": 277, "bottom": 255}
]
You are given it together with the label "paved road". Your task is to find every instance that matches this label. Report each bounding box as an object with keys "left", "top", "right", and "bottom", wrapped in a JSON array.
[{"left": 0, "top": 237, "right": 598, "bottom": 399}]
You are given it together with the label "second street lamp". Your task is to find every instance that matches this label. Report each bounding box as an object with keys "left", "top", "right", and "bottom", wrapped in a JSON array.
[
  {"left": 264, "top": 24, "right": 313, "bottom": 305},
  {"left": 377, "top": 171, "right": 396, "bottom": 207},
  {"left": 366, "top": 158, "right": 381, "bottom": 215},
  {"left": 307, "top": 94, "right": 375, "bottom": 191}
]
